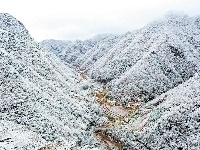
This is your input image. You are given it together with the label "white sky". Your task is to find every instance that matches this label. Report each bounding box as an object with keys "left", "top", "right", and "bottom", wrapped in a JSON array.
[{"left": 1, "top": 0, "right": 200, "bottom": 41}]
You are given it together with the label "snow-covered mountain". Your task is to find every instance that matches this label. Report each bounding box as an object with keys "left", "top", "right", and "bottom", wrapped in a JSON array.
[
  {"left": 0, "top": 13, "right": 103, "bottom": 149},
  {"left": 40, "top": 34, "right": 119, "bottom": 67},
  {"left": 42, "top": 15, "right": 200, "bottom": 104},
  {"left": 1, "top": 13, "right": 200, "bottom": 150},
  {"left": 90, "top": 14, "right": 200, "bottom": 103}
]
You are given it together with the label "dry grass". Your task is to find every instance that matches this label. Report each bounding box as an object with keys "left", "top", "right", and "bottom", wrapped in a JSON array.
[{"left": 94, "top": 89, "right": 144, "bottom": 149}]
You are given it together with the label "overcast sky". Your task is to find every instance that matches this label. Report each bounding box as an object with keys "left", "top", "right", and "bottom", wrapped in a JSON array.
[{"left": 1, "top": 0, "right": 200, "bottom": 41}]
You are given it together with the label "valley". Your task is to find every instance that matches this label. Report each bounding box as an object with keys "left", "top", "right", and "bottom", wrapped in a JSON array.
[{"left": 0, "top": 13, "right": 200, "bottom": 150}]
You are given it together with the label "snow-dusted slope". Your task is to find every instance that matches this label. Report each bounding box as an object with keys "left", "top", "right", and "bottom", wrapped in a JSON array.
[
  {"left": 40, "top": 34, "right": 116, "bottom": 66},
  {"left": 58, "top": 35, "right": 107, "bottom": 65},
  {"left": 75, "top": 34, "right": 120, "bottom": 71},
  {"left": 40, "top": 34, "right": 121, "bottom": 70},
  {"left": 103, "top": 73, "right": 200, "bottom": 149},
  {"left": 135, "top": 73, "right": 200, "bottom": 149},
  {"left": 40, "top": 39, "right": 72, "bottom": 55},
  {"left": 90, "top": 14, "right": 200, "bottom": 102},
  {"left": 0, "top": 13, "right": 102, "bottom": 149},
  {"left": 0, "top": 120, "right": 47, "bottom": 149}
]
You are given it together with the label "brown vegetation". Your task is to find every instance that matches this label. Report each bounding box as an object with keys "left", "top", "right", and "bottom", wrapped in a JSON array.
[
  {"left": 75, "top": 67, "right": 88, "bottom": 80},
  {"left": 94, "top": 131, "right": 122, "bottom": 150},
  {"left": 94, "top": 88, "right": 109, "bottom": 105},
  {"left": 94, "top": 89, "right": 144, "bottom": 149}
]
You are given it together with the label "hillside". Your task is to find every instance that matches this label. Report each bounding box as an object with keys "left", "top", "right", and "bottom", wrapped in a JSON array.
[
  {"left": 40, "top": 39, "right": 72, "bottom": 55},
  {"left": 90, "top": 14, "right": 200, "bottom": 103},
  {"left": 40, "top": 34, "right": 119, "bottom": 67},
  {"left": 134, "top": 73, "right": 200, "bottom": 149},
  {"left": 96, "top": 73, "right": 200, "bottom": 149},
  {"left": 0, "top": 13, "right": 103, "bottom": 149},
  {"left": 75, "top": 34, "right": 120, "bottom": 71}
]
